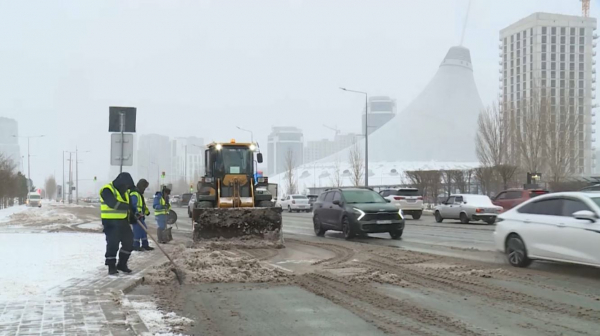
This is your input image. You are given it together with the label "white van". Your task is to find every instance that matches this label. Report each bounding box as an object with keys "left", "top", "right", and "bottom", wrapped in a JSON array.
[{"left": 27, "top": 192, "right": 42, "bottom": 207}]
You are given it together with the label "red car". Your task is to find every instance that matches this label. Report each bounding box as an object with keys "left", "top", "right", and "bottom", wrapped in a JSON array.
[{"left": 492, "top": 189, "right": 548, "bottom": 211}]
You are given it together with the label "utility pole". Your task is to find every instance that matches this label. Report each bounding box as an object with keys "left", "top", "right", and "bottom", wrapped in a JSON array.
[
  {"left": 75, "top": 147, "right": 79, "bottom": 204},
  {"left": 340, "top": 87, "right": 369, "bottom": 187},
  {"left": 184, "top": 145, "right": 187, "bottom": 184},
  {"left": 62, "top": 151, "right": 65, "bottom": 201},
  {"left": 68, "top": 152, "right": 73, "bottom": 204},
  {"left": 13, "top": 134, "right": 44, "bottom": 191}
]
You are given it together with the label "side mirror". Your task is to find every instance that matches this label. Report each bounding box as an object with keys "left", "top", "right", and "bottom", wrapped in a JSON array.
[
  {"left": 573, "top": 210, "right": 597, "bottom": 222},
  {"left": 332, "top": 200, "right": 341, "bottom": 206},
  {"left": 257, "top": 153, "right": 263, "bottom": 163},
  {"left": 280, "top": 198, "right": 285, "bottom": 201}
]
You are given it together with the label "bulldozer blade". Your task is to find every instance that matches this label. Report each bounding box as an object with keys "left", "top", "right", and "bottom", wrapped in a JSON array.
[{"left": 193, "top": 207, "right": 283, "bottom": 241}]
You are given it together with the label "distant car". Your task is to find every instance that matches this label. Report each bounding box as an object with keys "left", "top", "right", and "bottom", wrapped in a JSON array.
[
  {"left": 187, "top": 193, "right": 197, "bottom": 218},
  {"left": 379, "top": 188, "right": 424, "bottom": 219},
  {"left": 492, "top": 189, "right": 548, "bottom": 211},
  {"left": 494, "top": 192, "right": 600, "bottom": 268},
  {"left": 27, "top": 193, "right": 42, "bottom": 208},
  {"left": 312, "top": 188, "right": 405, "bottom": 239},
  {"left": 434, "top": 194, "right": 502, "bottom": 224},
  {"left": 171, "top": 195, "right": 181, "bottom": 206},
  {"left": 280, "top": 195, "right": 311, "bottom": 212},
  {"left": 181, "top": 193, "right": 193, "bottom": 207},
  {"left": 307, "top": 194, "right": 318, "bottom": 209}
]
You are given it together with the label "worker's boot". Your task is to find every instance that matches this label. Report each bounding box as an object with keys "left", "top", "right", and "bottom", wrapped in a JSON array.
[
  {"left": 107, "top": 259, "right": 118, "bottom": 275},
  {"left": 116, "top": 251, "right": 132, "bottom": 273}
]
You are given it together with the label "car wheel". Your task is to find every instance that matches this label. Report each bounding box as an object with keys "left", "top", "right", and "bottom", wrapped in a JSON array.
[
  {"left": 460, "top": 212, "right": 470, "bottom": 224},
  {"left": 485, "top": 218, "right": 496, "bottom": 225},
  {"left": 342, "top": 216, "right": 354, "bottom": 240},
  {"left": 188, "top": 208, "right": 192, "bottom": 218},
  {"left": 288, "top": 206, "right": 292, "bottom": 213},
  {"left": 313, "top": 215, "right": 326, "bottom": 237},
  {"left": 434, "top": 211, "right": 443, "bottom": 223},
  {"left": 412, "top": 211, "right": 422, "bottom": 220},
  {"left": 389, "top": 230, "right": 403, "bottom": 240},
  {"left": 506, "top": 234, "right": 532, "bottom": 267}
]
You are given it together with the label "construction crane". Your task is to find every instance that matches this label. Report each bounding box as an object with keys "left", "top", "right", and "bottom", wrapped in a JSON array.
[
  {"left": 582, "top": 0, "right": 590, "bottom": 17},
  {"left": 323, "top": 124, "right": 341, "bottom": 138}
]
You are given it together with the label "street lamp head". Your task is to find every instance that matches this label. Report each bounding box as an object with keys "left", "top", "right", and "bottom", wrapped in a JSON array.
[{"left": 340, "top": 87, "right": 347, "bottom": 91}]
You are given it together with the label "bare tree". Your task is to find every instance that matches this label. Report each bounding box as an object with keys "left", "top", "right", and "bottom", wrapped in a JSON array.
[
  {"left": 44, "top": 176, "right": 57, "bottom": 200},
  {"left": 0, "top": 155, "right": 17, "bottom": 208},
  {"left": 476, "top": 102, "right": 511, "bottom": 168},
  {"left": 544, "top": 83, "right": 581, "bottom": 183},
  {"left": 512, "top": 87, "right": 548, "bottom": 174},
  {"left": 404, "top": 170, "right": 428, "bottom": 202},
  {"left": 494, "top": 164, "right": 518, "bottom": 190},
  {"left": 425, "top": 170, "right": 442, "bottom": 205},
  {"left": 441, "top": 170, "right": 454, "bottom": 196},
  {"left": 348, "top": 142, "right": 364, "bottom": 187},
  {"left": 329, "top": 155, "right": 343, "bottom": 187},
  {"left": 449, "top": 170, "right": 467, "bottom": 194},
  {"left": 474, "top": 166, "right": 494, "bottom": 196},
  {"left": 284, "top": 148, "right": 298, "bottom": 195}
]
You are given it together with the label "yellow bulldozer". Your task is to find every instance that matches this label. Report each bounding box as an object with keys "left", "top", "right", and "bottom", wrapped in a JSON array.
[{"left": 191, "top": 140, "right": 282, "bottom": 241}]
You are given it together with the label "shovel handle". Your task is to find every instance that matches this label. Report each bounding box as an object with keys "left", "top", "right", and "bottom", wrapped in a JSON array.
[{"left": 135, "top": 219, "right": 179, "bottom": 269}]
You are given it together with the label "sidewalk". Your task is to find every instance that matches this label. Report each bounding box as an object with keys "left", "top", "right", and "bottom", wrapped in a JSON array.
[{"left": 0, "top": 249, "right": 166, "bottom": 336}]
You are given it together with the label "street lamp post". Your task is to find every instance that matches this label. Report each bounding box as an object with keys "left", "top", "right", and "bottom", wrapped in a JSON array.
[
  {"left": 13, "top": 134, "right": 44, "bottom": 191},
  {"left": 340, "top": 87, "right": 369, "bottom": 187},
  {"left": 75, "top": 147, "right": 91, "bottom": 204},
  {"left": 150, "top": 161, "right": 160, "bottom": 192},
  {"left": 236, "top": 126, "right": 254, "bottom": 143}
]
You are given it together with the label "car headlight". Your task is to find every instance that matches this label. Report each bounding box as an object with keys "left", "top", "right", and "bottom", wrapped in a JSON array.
[
  {"left": 398, "top": 208, "right": 404, "bottom": 219},
  {"left": 353, "top": 208, "right": 365, "bottom": 221}
]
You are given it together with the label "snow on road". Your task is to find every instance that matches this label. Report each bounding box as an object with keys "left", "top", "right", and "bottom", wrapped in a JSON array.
[
  {"left": 0, "top": 232, "right": 105, "bottom": 299},
  {"left": 0, "top": 205, "right": 27, "bottom": 223}
]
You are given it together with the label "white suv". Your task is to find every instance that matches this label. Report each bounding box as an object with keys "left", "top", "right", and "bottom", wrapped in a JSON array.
[
  {"left": 280, "top": 195, "right": 311, "bottom": 213},
  {"left": 379, "top": 188, "right": 423, "bottom": 219}
]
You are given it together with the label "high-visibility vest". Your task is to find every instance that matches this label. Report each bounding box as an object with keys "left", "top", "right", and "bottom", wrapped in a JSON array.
[
  {"left": 129, "top": 190, "right": 150, "bottom": 216},
  {"left": 99, "top": 183, "right": 129, "bottom": 219},
  {"left": 155, "top": 196, "right": 170, "bottom": 216}
]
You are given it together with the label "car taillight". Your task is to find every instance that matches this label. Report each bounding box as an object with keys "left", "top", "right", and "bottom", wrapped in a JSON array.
[
  {"left": 394, "top": 196, "right": 405, "bottom": 200},
  {"left": 417, "top": 196, "right": 423, "bottom": 200},
  {"left": 292, "top": 200, "right": 296, "bottom": 204},
  {"left": 476, "top": 208, "right": 484, "bottom": 213}
]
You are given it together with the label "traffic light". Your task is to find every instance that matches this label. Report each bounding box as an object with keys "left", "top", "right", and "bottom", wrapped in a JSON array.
[
  {"left": 161, "top": 171, "right": 166, "bottom": 179},
  {"left": 93, "top": 176, "right": 97, "bottom": 181},
  {"left": 190, "top": 184, "right": 193, "bottom": 192}
]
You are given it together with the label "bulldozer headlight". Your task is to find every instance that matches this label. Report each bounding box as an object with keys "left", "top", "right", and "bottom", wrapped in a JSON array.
[
  {"left": 216, "top": 144, "right": 222, "bottom": 150},
  {"left": 249, "top": 144, "right": 256, "bottom": 151},
  {"left": 204, "top": 177, "right": 213, "bottom": 183}
]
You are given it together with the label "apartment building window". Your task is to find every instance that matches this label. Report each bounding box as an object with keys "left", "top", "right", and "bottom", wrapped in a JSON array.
[
  {"left": 517, "top": 75, "right": 520, "bottom": 82},
  {"left": 561, "top": 71, "right": 566, "bottom": 79},
  {"left": 561, "top": 54, "right": 565, "bottom": 62},
  {"left": 523, "top": 55, "right": 527, "bottom": 63},
  {"left": 551, "top": 80, "right": 556, "bottom": 87},
  {"left": 561, "top": 27, "right": 566, "bottom": 35},
  {"left": 542, "top": 27, "right": 547, "bottom": 34},
  {"left": 570, "top": 45, "right": 575, "bottom": 53},
  {"left": 560, "top": 45, "right": 565, "bottom": 53},
  {"left": 551, "top": 54, "right": 556, "bottom": 61},
  {"left": 542, "top": 71, "right": 547, "bottom": 79},
  {"left": 570, "top": 54, "right": 575, "bottom": 61},
  {"left": 560, "top": 63, "right": 565, "bottom": 71},
  {"left": 580, "top": 28, "right": 585, "bottom": 35},
  {"left": 517, "top": 50, "right": 520, "bottom": 57},
  {"left": 523, "top": 65, "right": 527, "bottom": 72},
  {"left": 542, "top": 44, "right": 547, "bottom": 52},
  {"left": 579, "top": 71, "right": 584, "bottom": 78},
  {"left": 551, "top": 36, "right": 556, "bottom": 43},
  {"left": 571, "top": 27, "right": 576, "bottom": 35},
  {"left": 579, "top": 62, "right": 584, "bottom": 70},
  {"left": 571, "top": 36, "right": 576, "bottom": 44},
  {"left": 551, "top": 27, "right": 556, "bottom": 35},
  {"left": 580, "top": 36, "right": 585, "bottom": 44},
  {"left": 579, "top": 80, "right": 583, "bottom": 87},
  {"left": 523, "top": 30, "right": 527, "bottom": 38},
  {"left": 551, "top": 63, "right": 556, "bottom": 70},
  {"left": 551, "top": 45, "right": 556, "bottom": 52},
  {"left": 517, "top": 32, "right": 520, "bottom": 39},
  {"left": 541, "top": 63, "right": 546, "bottom": 71},
  {"left": 517, "top": 58, "right": 521, "bottom": 66},
  {"left": 551, "top": 71, "right": 556, "bottom": 79},
  {"left": 542, "top": 36, "right": 547, "bottom": 43},
  {"left": 542, "top": 53, "right": 546, "bottom": 61},
  {"left": 579, "top": 54, "right": 584, "bottom": 62},
  {"left": 511, "top": 34, "right": 514, "bottom": 42},
  {"left": 579, "top": 45, "right": 584, "bottom": 53}
]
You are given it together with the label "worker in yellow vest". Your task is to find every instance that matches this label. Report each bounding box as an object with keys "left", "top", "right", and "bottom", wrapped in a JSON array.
[
  {"left": 99, "top": 172, "right": 135, "bottom": 275},
  {"left": 153, "top": 186, "right": 171, "bottom": 243}
]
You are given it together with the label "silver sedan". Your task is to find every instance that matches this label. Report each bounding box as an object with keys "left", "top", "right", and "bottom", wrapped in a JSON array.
[{"left": 434, "top": 194, "right": 502, "bottom": 224}]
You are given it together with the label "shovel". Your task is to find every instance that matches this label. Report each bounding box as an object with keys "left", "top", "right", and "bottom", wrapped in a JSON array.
[{"left": 135, "top": 218, "right": 185, "bottom": 285}]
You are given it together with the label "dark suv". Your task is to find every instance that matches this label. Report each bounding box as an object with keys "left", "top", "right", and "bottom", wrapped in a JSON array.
[{"left": 312, "top": 188, "right": 405, "bottom": 240}]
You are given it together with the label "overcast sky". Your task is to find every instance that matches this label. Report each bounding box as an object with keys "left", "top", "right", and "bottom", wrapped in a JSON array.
[{"left": 0, "top": 0, "right": 598, "bottom": 194}]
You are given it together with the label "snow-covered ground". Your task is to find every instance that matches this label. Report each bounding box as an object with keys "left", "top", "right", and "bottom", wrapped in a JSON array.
[
  {"left": 123, "top": 299, "right": 193, "bottom": 336},
  {"left": 0, "top": 204, "right": 27, "bottom": 223},
  {"left": 0, "top": 232, "right": 106, "bottom": 299}
]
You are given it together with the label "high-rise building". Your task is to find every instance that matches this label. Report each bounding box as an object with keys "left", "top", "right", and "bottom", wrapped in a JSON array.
[
  {"left": 267, "top": 126, "right": 303, "bottom": 175},
  {"left": 136, "top": 134, "right": 171, "bottom": 189},
  {"left": 363, "top": 96, "right": 396, "bottom": 135},
  {"left": 500, "top": 13, "right": 597, "bottom": 175},
  {"left": 0, "top": 117, "right": 21, "bottom": 171},
  {"left": 304, "top": 133, "right": 360, "bottom": 164},
  {"left": 170, "top": 137, "right": 204, "bottom": 185}
]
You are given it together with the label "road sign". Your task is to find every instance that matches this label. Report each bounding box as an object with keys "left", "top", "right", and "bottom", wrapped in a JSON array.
[
  {"left": 109, "top": 107, "right": 137, "bottom": 133},
  {"left": 110, "top": 133, "right": 134, "bottom": 166}
]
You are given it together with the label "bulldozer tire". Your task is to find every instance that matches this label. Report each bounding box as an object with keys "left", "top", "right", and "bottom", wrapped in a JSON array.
[{"left": 257, "top": 200, "right": 273, "bottom": 207}]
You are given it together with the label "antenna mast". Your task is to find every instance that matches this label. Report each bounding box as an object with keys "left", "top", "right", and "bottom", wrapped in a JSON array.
[{"left": 460, "top": 0, "right": 472, "bottom": 46}]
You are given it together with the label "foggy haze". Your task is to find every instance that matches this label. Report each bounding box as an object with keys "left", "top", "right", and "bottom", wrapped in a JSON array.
[{"left": 0, "top": 0, "right": 596, "bottom": 194}]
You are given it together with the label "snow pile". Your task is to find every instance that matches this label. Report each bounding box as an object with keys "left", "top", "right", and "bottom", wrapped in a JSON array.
[
  {"left": 7, "top": 207, "right": 80, "bottom": 225},
  {"left": 0, "top": 205, "right": 27, "bottom": 223},
  {"left": 0, "top": 232, "right": 105, "bottom": 299},
  {"left": 198, "top": 236, "right": 285, "bottom": 250},
  {"left": 351, "top": 270, "right": 410, "bottom": 287},
  {"left": 126, "top": 300, "right": 192, "bottom": 336},
  {"left": 145, "top": 246, "right": 289, "bottom": 285}
]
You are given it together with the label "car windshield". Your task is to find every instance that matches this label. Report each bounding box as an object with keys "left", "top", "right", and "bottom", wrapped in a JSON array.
[
  {"left": 292, "top": 195, "right": 307, "bottom": 199},
  {"left": 342, "top": 190, "right": 386, "bottom": 204},
  {"left": 590, "top": 197, "right": 600, "bottom": 208},
  {"left": 29, "top": 195, "right": 41, "bottom": 200},
  {"left": 463, "top": 195, "right": 493, "bottom": 206}
]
